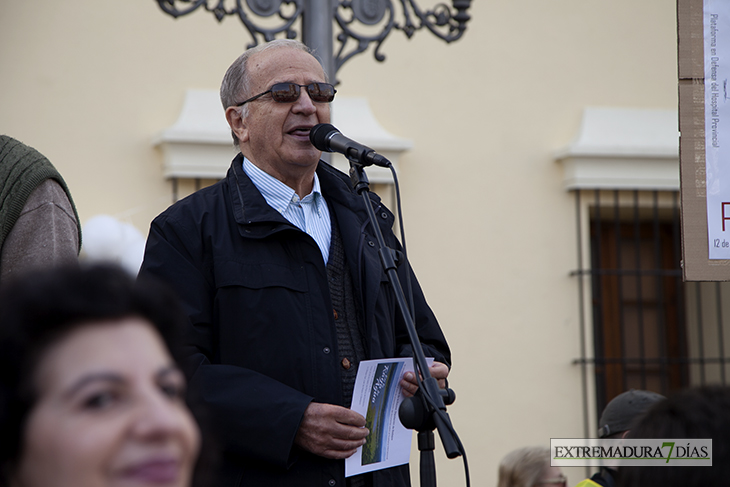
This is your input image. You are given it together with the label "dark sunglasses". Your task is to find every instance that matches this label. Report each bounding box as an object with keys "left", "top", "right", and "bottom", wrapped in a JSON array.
[{"left": 235, "top": 82, "right": 336, "bottom": 106}]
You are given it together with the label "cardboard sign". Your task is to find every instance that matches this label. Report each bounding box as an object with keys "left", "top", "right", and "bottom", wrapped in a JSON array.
[{"left": 678, "top": 0, "right": 730, "bottom": 279}]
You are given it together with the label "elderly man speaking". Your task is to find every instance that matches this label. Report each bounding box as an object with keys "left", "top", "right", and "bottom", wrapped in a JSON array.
[{"left": 140, "top": 39, "right": 451, "bottom": 487}]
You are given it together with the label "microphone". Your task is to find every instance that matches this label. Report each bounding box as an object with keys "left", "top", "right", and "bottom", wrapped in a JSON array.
[{"left": 309, "top": 123, "right": 391, "bottom": 168}]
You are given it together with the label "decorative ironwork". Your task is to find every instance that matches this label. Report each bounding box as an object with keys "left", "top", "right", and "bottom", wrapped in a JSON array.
[
  {"left": 155, "top": 0, "right": 472, "bottom": 77},
  {"left": 333, "top": 0, "right": 470, "bottom": 73},
  {"left": 157, "top": 0, "right": 302, "bottom": 46}
]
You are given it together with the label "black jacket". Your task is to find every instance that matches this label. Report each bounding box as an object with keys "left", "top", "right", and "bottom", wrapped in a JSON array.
[{"left": 140, "top": 154, "right": 451, "bottom": 487}]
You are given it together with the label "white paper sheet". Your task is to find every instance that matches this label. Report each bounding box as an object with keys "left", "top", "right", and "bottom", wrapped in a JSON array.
[
  {"left": 704, "top": 0, "right": 730, "bottom": 258},
  {"left": 345, "top": 357, "right": 433, "bottom": 477}
]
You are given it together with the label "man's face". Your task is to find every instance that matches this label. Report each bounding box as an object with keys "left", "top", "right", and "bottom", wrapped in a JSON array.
[{"left": 235, "top": 47, "right": 330, "bottom": 181}]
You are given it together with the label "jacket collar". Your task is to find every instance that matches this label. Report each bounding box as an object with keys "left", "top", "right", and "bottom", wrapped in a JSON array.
[
  {"left": 226, "top": 153, "right": 392, "bottom": 237},
  {"left": 228, "top": 153, "right": 288, "bottom": 227},
  {"left": 315, "top": 160, "right": 389, "bottom": 227},
  {"left": 228, "top": 153, "right": 368, "bottom": 216}
]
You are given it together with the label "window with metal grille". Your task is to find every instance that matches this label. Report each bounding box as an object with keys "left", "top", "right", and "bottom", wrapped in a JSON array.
[{"left": 573, "top": 189, "right": 730, "bottom": 432}]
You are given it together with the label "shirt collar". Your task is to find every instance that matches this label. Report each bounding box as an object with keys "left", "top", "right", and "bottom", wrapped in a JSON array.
[{"left": 242, "top": 157, "right": 324, "bottom": 213}]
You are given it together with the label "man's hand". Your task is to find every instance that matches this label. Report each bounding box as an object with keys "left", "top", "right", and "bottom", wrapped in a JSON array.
[
  {"left": 400, "top": 361, "right": 450, "bottom": 398},
  {"left": 294, "top": 402, "right": 369, "bottom": 459}
]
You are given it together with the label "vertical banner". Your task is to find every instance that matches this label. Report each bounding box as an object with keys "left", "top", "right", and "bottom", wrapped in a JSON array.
[
  {"left": 705, "top": 0, "right": 730, "bottom": 258},
  {"left": 678, "top": 0, "right": 730, "bottom": 280}
]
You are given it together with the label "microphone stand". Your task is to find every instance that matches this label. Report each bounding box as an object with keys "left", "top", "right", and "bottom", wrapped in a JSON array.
[{"left": 347, "top": 158, "right": 461, "bottom": 487}]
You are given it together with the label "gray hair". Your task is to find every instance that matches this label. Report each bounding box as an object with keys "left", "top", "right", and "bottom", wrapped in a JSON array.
[
  {"left": 496, "top": 446, "right": 551, "bottom": 487},
  {"left": 220, "top": 39, "right": 322, "bottom": 146}
]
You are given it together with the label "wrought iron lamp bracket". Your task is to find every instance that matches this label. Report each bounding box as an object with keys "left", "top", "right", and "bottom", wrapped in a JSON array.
[
  {"left": 155, "top": 0, "right": 471, "bottom": 76},
  {"left": 156, "top": 0, "right": 302, "bottom": 47}
]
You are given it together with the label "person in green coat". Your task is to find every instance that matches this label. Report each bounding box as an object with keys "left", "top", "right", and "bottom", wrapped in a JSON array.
[{"left": 0, "top": 135, "right": 81, "bottom": 281}]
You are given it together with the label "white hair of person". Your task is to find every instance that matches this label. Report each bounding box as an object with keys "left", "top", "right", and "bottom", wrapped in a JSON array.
[{"left": 497, "top": 446, "right": 551, "bottom": 487}]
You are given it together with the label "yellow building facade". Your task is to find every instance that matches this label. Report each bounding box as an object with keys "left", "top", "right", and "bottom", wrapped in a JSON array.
[{"left": 0, "top": 1, "right": 681, "bottom": 485}]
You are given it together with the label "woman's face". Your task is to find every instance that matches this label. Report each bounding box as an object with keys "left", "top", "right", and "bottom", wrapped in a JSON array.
[{"left": 13, "top": 318, "right": 200, "bottom": 487}]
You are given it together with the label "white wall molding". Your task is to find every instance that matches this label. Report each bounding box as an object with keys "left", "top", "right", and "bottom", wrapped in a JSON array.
[{"left": 555, "top": 107, "right": 680, "bottom": 191}]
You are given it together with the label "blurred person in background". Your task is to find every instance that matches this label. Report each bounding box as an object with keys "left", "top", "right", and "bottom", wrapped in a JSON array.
[
  {"left": 575, "top": 389, "right": 665, "bottom": 487},
  {"left": 0, "top": 264, "right": 201, "bottom": 487},
  {"left": 0, "top": 135, "right": 81, "bottom": 282},
  {"left": 497, "top": 446, "right": 566, "bottom": 487},
  {"left": 619, "top": 386, "right": 730, "bottom": 487}
]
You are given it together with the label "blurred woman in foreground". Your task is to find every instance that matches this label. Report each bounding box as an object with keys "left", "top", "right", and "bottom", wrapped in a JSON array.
[{"left": 0, "top": 264, "right": 201, "bottom": 487}]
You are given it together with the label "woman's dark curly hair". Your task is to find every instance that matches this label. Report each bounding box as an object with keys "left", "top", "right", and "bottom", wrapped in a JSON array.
[{"left": 0, "top": 264, "right": 188, "bottom": 486}]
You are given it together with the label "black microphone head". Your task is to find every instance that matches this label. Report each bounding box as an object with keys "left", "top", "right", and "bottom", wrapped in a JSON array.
[{"left": 309, "top": 123, "right": 338, "bottom": 152}]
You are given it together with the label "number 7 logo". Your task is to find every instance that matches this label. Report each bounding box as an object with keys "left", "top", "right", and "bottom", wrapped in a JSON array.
[{"left": 662, "top": 441, "right": 675, "bottom": 463}]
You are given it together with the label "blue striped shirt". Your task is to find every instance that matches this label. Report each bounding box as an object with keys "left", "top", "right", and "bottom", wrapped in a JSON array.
[{"left": 243, "top": 157, "right": 331, "bottom": 264}]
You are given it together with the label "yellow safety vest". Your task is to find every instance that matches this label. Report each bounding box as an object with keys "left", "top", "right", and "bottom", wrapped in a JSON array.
[{"left": 574, "top": 480, "right": 602, "bottom": 487}]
